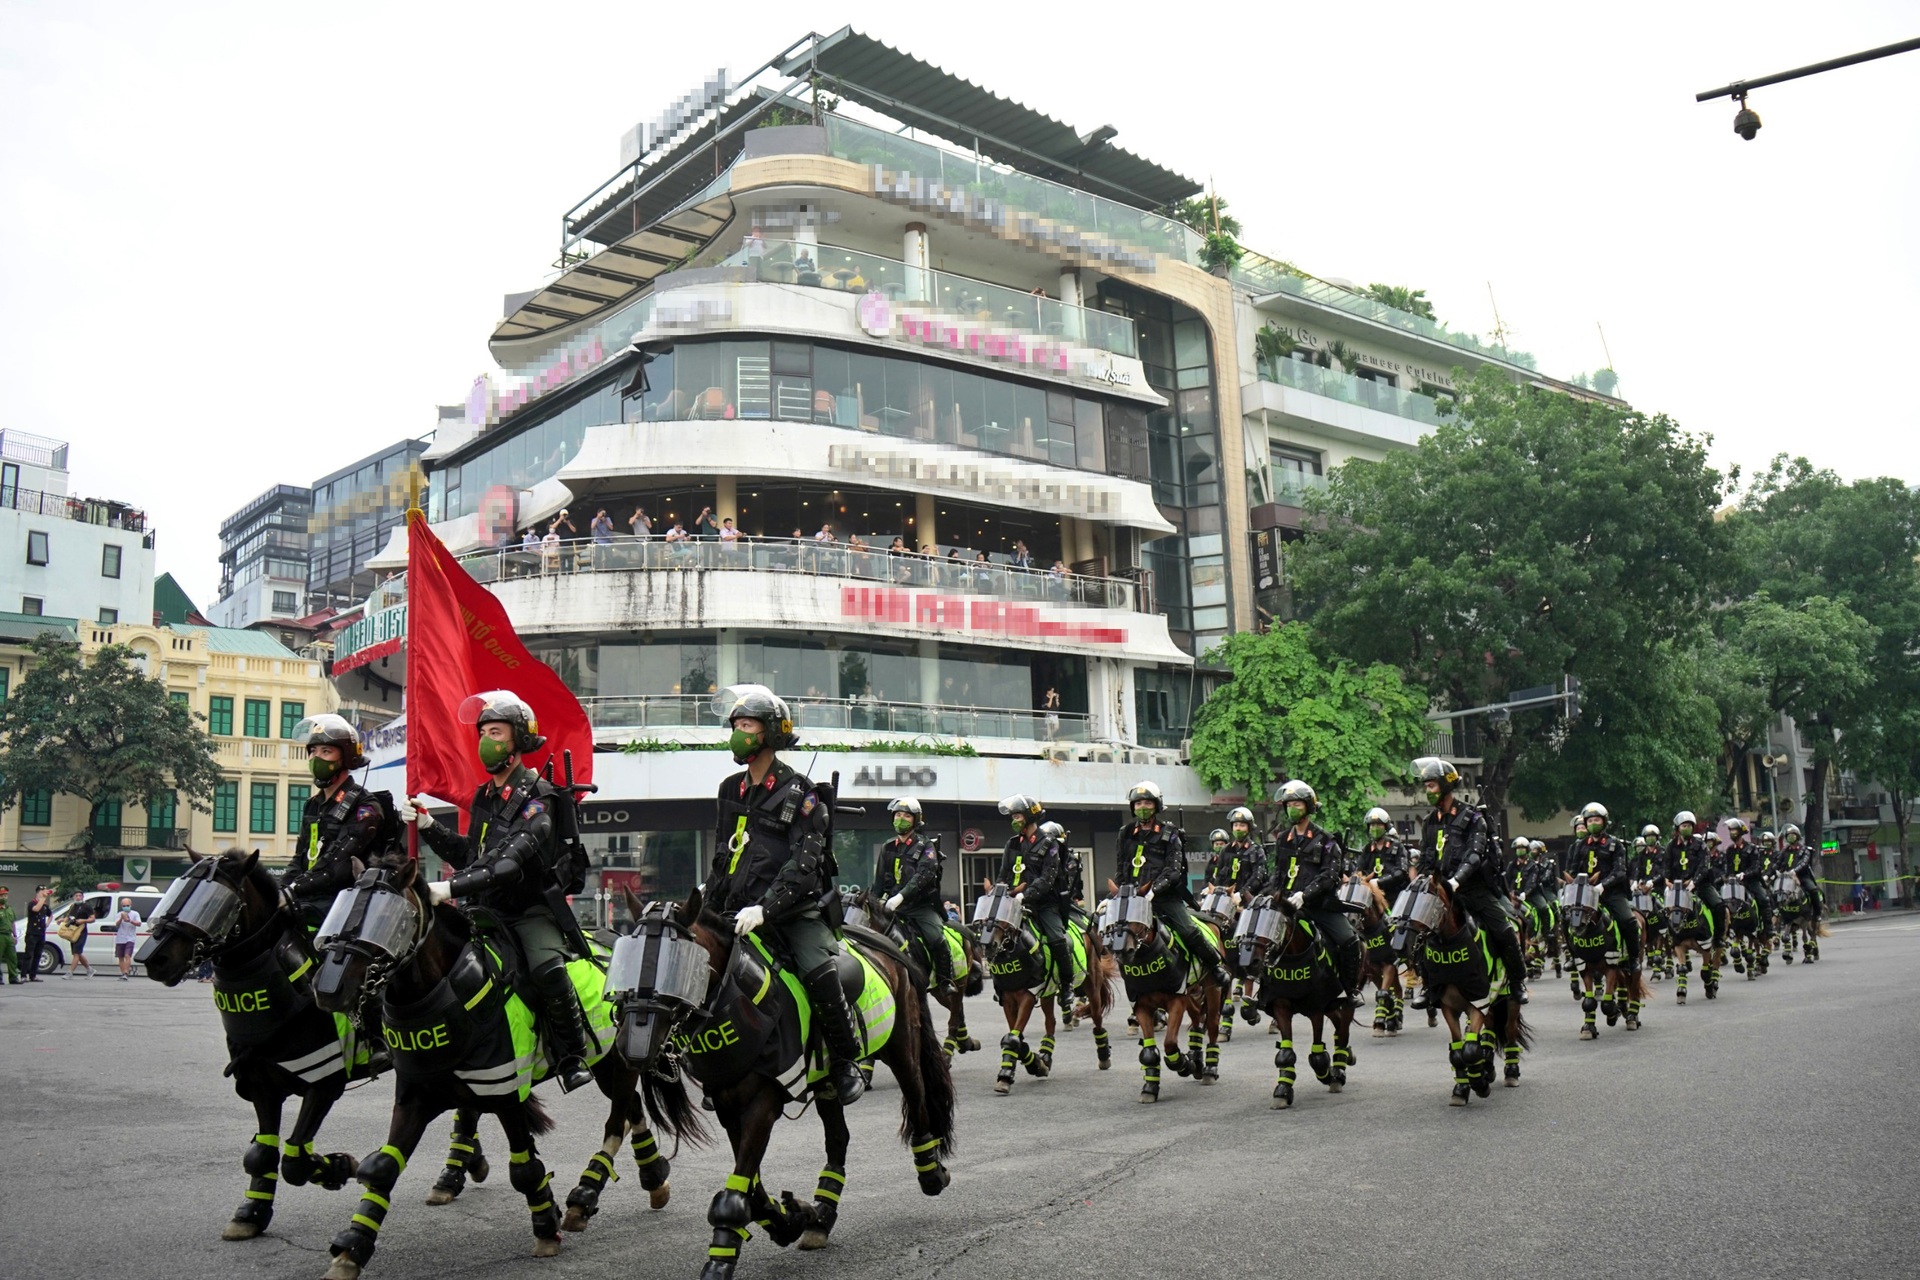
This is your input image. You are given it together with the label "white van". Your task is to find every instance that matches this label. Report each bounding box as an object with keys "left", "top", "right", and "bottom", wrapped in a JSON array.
[{"left": 12, "top": 886, "right": 165, "bottom": 975}]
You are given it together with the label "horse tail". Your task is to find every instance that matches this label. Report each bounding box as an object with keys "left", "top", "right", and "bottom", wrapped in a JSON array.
[
  {"left": 1623, "top": 965, "right": 1649, "bottom": 1005},
  {"left": 1083, "top": 926, "right": 1118, "bottom": 1020},
  {"left": 636, "top": 1062, "right": 709, "bottom": 1149},
  {"left": 526, "top": 1094, "right": 557, "bottom": 1137},
  {"left": 907, "top": 979, "right": 958, "bottom": 1156},
  {"left": 1502, "top": 995, "right": 1534, "bottom": 1051},
  {"left": 1814, "top": 918, "right": 1833, "bottom": 938}
]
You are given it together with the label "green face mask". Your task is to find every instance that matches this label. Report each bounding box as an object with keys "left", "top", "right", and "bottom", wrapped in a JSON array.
[
  {"left": 1010, "top": 816, "right": 1027, "bottom": 834},
  {"left": 1367, "top": 823, "right": 1386, "bottom": 840},
  {"left": 893, "top": 816, "right": 915, "bottom": 835},
  {"left": 1212, "top": 842, "right": 1227, "bottom": 853},
  {"left": 1132, "top": 804, "right": 1156, "bottom": 823},
  {"left": 1287, "top": 802, "right": 1307, "bottom": 823},
  {"left": 308, "top": 755, "right": 342, "bottom": 784},
  {"left": 728, "top": 727, "right": 764, "bottom": 763},
  {"left": 1586, "top": 820, "right": 1606, "bottom": 835},
  {"left": 478, "top": 737, "right": 516, "bottom": 772}
]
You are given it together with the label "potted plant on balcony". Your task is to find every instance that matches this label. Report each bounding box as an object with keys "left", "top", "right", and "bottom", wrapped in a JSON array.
[
  {"left": 1253, "top": 323, "right": 1291, "bottom": 380},
  {"left": 1593, "top": 367, "right": 1619, "bottom": 396}
]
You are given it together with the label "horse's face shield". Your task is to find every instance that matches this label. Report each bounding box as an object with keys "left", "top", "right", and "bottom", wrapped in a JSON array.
[
  {"left": 148, "top": 869, "right": 243, "bottom": 944},
  {"left": 607, "top": 912, "right": 713, "bottom": 1068},
  {"left": 1098, "top": 890, "right": 1150, "bottom": 953},
  {"left": 315, "top": 883, "right": 416, "bottom": 960},
  {"left": 1393, "top": 888, "right": 1447, "bottom": 937}
]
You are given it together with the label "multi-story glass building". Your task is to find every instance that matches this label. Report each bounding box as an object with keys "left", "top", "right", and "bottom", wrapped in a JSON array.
[
  {"left": 211, "top": 483, "right": 312, "bottom": 629},
  {"left": 346, "top": 28, "right": 1614, "bottom": 916},
  {"left": 307, "top": 436, "right": 430, "bottom": 609}
]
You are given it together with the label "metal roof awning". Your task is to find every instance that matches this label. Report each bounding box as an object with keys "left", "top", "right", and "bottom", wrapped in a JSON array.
[
  {"left": 489, "top": 194, "right": 734, "bottom": 351},
  {"left": 566, "top": 93, "right": 771, "bottom": 250},
  {"left": 782, "top": 27, "right": 1201, "bottom": 211}
]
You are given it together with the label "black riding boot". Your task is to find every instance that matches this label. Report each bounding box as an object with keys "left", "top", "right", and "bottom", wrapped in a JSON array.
[
  {"left": 803, "top": 961, "right": 867, "bottom": 1106},
  {"left": 1335, "top": 937, "right": 1365, "bottom": 1007},
  {"left": 532, "top": 961, "right": 594, "bottom": 1093},
  {"left": 1047, "top": 939, "right": 1076, "bottom": 994},
  {"left": 361, "top": 1008, "right": 394, "bottom": 1076}
]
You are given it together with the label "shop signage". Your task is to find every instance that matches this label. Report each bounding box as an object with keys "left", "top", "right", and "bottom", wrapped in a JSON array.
[
  {"left": 840, "top": 586, "right": 1128, "bottom": 646},
  {"left": 858, "top": 291, "right": 892, "bottom": 337},
  {"left": 959, "top": 829, "right": 983, "bottom": 853},
  {"left": 852, "top": 764, "right": 938, "bottom": 789},
  {"left": 465, "top": 336, "right": 607, "bottom": 429}
]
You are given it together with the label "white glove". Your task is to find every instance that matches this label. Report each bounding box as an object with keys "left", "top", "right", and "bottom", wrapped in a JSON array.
[
  {"left": 734, "top": 905, "right": 765, "bottom": 936},
  {"left": 885, "top": 893, "right": 904, "bottom": 912},
  {"left": 1287, "top": 892, "right": 1305, "bottom": 910},
  {"left": 1447, "top": 877, "right": 1460, "bottom": 893},
  {"left": 1142, "top": 889, "right": 1156, "bottom": 902},
  {"left": 398, "top": 796, "right": 435, "bottom": 832},
  {"left": 426, "top": 881, "right": 454, "bottom": 906}
]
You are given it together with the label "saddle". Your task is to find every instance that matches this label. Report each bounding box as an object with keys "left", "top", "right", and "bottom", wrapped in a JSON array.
[{"left": 699, "top": 932, "right": 896, "bottom": 1102}]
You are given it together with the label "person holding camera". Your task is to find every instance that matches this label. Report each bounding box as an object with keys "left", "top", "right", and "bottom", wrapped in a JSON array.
[
  {"left": 112, "top": 896, "right": 142, "bottom": 981},
  {"left": 22, "top": 887, "right": 51, "bottom": 982},
  {"left": 62, "top": 890, "right": 95, "bottom": 978}
]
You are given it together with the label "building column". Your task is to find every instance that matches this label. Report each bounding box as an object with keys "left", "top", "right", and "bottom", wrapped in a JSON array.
[
  {"left": 903, "top": 223, "right": 930, "bottom": 303},
  {"left": 915, "top": 492, "right": 938, "bottom": 552},
  {"left": 918, "top": 638, "right": 940, "bottom": 714},
  {"left": 716, "top": 475, "right": 737, "bottom": 525},
  {"left": 1056, "top": 268, "right": 1083, "bottom": 341},
  {"left": 717, "top": 629, "right": 740, "bottom": 689}
]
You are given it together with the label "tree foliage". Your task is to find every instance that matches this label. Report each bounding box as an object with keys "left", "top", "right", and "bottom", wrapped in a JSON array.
[
  {"left": 0, "top": 634, "right": 222, "bottom": 846},
  {"left": 1188, "top": 624, "right": 1430, "bottom": 837},
  {"left": 1364, "top": 282, "right": 1435, "bottom": 321},
  {"left": 1169, "top": 195, "right": 1241, "bottom": 239},
  {"left": 1289, "top": 367, "right": 1731, "bottom": 824}
]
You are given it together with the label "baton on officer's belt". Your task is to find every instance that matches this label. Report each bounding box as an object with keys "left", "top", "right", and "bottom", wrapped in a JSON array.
[{"left": 544, "top": 748, "right": 598, "bottom": 957}]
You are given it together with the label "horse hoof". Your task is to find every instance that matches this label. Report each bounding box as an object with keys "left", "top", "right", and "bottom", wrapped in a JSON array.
[
  {"left": 221, "top": 1221, "right": 263, "bottom": 1242},
  {"left": 322, "top": 1257, "right": 361, "bottom": 1280},
  {"left": 966, "top": 1038, "right": 981, "bottom": 1052},
  {"left": 649, "top": 1182, "right": 671, "bottom": 1210},
  {"left": 425, "top": 1187, "right": 457, "bottom": 1206},
  {"left": 1675, "top": 994, "right": 1687, "bottom": 1005},
  {"left": 532, "top": 1235, "right": 562, "bottom": 1259},
  {"left": 798, "top": 1229, "right": 831, "bottom": 1251},
  {"left": 1579, "top": 1026, "right": 1597, "bottom": 1040},
  {"left": 1138, "top": 1091, "right": 1158, "bottom": 1104},
  {"left": 1449, "top": 1092, "right": 1468, "bottom": 1107},
  {"left": 1327, "top": 1081, "right": 1343, "bottom": 1093},
  {"left": 562, "top": 1206, "right": 591, "bottom": 1232},
  {"left": 1270, "top": 1096, "right": 1292, "bottom": 1110},
  {"left": 993, "top": 1078, "right": 1011, "bottom": 1095},
  {"left": 471, "top": 1156, "right": 490, "bottom": 1184}
]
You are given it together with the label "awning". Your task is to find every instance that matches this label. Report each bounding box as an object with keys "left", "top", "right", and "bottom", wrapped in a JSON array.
[{"left": 781, "top": 28, "right": 1201, "bottom": 211}]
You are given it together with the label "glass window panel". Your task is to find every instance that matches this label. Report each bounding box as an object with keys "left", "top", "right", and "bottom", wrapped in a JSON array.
[
  {"left": 918, "top": 363, "right": 956, "bottom": 444},
  {"left": 772, "top": 341, "right": 811, "bottom": 377},
  {"left": 880, "top": 357, "right": 918, "bottom": 438},
  {"left": 1013, "top": 383, "right": 1048, "bottom": 461},
  {"left": 1074, "top": 399, "right": 1105, "bottom": 471},
  {"left": 639, "top": 348, "right": 677, "bottom": 420},
  {"left": 1047, "top": 390, "right": 1075, "bottom": 425},
  {"left": 812, "top": 347, "right": 854, "bottom": 426},
  {"left": 951, "top": 371, "right": 987, "bottom": 447},
  {"left": 1178, "top": 386, "right": 1216, "bottom": 435},
  {"left": 849, "top": 352, "right": 888, "bottom": 431},
  {"left": 982, "top": 378, "right": 1016, "bottom": 457},
  {"left": 1173, "top": 318, "right": 1208, "bottom": 371},
  {"left": 1191, "top": 556, "right": 1227, "bottom": 607}
]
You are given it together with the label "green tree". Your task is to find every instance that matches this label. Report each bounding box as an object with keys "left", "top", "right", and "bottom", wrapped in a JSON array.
[
  {"left": 1690, "top": 629, "right": 1775, "bottom": 811},
  {"left": 1364, "top": 283, "right": 1436, "bottom": 321},
  {"left": 1290, "top": 367, "right": 1731, "bottom": 824},
  {"left": 1188, "top": 624, "right": 1431, "bottom": 837},
  {"left": 1169, "top": 195, "right": 1241, "bottom": 238},
  {"left": 1839, "top": 704, "right": 1920, "bottom": 862},
  {"left": 0, "top": 634, "right": 223, "bottom": 852}
]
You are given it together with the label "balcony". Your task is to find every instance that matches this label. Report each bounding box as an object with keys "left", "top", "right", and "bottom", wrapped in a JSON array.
[
  {"left": 0, "top": 484, "right": 149, "bottom": 534},
  {"left": 1239, "top": 253, "right": 1538, "bottom": 374},
  {"left": 89, "top": 827, "right": 192, "bottom": 851},
  {"left": 585, "top": 693, "right": 1090, "bottom": 744},
  {"left": 1261, "top": 355, "right": 1444, "bottom": 427},
  {"left": 0, "top": 429, "right": 69, "bottom": 470},
  {"left": 723, "top": 239, "right": 1138, "bottom": 358}
]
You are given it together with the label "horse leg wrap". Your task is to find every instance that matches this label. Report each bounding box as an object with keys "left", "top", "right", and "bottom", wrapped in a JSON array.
[
  {"left": 232, "top": 1133, "right": 280, "bottom": 1230},
  {"left": 1373, "top": 992, "right": 1390, "bottom": 1029},
  {"left": 1139, "top": 1041, "right": 1161, "bottom": 1093},
  {"left": 1601, "top": 995, "right": 1619, "bottom": 1024},
  {"left": 329, "top": 1144, "right": 407, "bottom": 1266},
  {"left": 1038, "top": 1034, "right": 1056, "bottom": 1067},
  {"left": 432, "top": 1121, "right": 484, "bottom": 1200},
  {"left": 1093, "top": 1027, "right": 1112, "bottom": 1065},
  {"left": 510, "top": 1148, "right": 560, "bottom": 1240},
  {"left": 1308, "top": 1042, "right": 1332, "bottom": 1084},
  {"left": 912, "top": 1133, "right": 949, "bottom": 1195},
  {"left": 568, "top": 1140, "right": 620, "bottom": 1220},
  {"left": 1274, "top": 1040, "right": 1297, "bottom": 1085},
  {"left": 703, "top": 1177, "right": 754, "bottom": 1277},
  {"left": 1333, "top": 1042, "right": 1355, "bottom": 1069},
  {"left": 811, "top": 1165, "right": 846, "bottom": 1232},
  {"left": 996, "top": 1032, "right": 1021, "bottom": 1086},
  {"left": 951, "top": 1022, "right": 972, "bottom": 1052},
  {"left": 1204, "top": 1043, "right": 1221, "bottom": 1080},
  {"left": 1448, "top": 1040, "right": 1473, "bottom": 1083},
  {"left": 632, "top": 1128, "right": 669, "bottom": 1193}
]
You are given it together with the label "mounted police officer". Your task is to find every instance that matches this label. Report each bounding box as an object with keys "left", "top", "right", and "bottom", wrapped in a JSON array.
[
  {"left": 1355, "top": 807, "right": 1410, "bottom": 902},
  {"left": 1522, "top": 839, "right": 1560, "bottom": 934},
  {"left": 1049, "top": 823, "right": 1087, "bottom": 917},
  {"left": 1572, "top": 803, "right": 1641, "bottom": 968},
  {"left": 1262, "top": 780, "right": 1362, "bottom": 1005},
  {"left": 1724, "top": 817, "right": 1772, "bottom": 936},
  {"left": 1667, "top": 810, "right": 1725, "bottom": 948},
  {"left": 1117, "top": 781, "right": 1230, "bottom": 991},
  {"left": 1206, "top": 806, "right": 1267, "bottom": 903},
  {"left": 402, "top": 691, "right": 595, "bottom": 1093},
  {"left": 1781, "top": 824, "right": 1822, "bottom": 916},
  {"left": 874, "top": 798, "right": 950, "bottom": 989},
  {"left": 284, "top": 715, "right": 393, "bottom": 930},
  {"left": 1415, "top": 757, "right": 1528, "bottom": 1002},
  {"left": 696, "top": 684, "right": 865, "bottom": 1106},
  {"left": 1636, "top": 824, "right": 1668, "bottom": 892},
  {"left": 994, "top": 795, "right": 1072, "bottom": 990}
]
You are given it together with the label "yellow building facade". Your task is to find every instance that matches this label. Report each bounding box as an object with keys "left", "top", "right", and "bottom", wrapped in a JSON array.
[{"left": 0, "top": 616, "right": 339, "bottom": 896}]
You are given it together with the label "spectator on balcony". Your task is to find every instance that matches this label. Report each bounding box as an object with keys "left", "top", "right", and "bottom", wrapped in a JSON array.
[
  {"left": 812, "top": 522, "right": 837, "bottom": 574},
  {"left": 628, "top": 506, "right": 653, "bottom": 540},
  {"left": 549, "top": 509, "right": 578, "bottom": 572},
  {"left": 520, "top": 528, "right": 539, "bottom": 551},
  {"left": 695, "top": 506, "right": 720, "bottom": 540},
  {"left": 971, "top": 550, "right": 994, "bottom": 591},
  {"left": 663, "top": 521, "right": 692, "bottom": 567},
  {"left": 63, "top": 890, "right": 95, "bottom": 979},
  {"left": 744, "top": 226, "right": 766, "bottom": 263},
  {"left": 1011, "top": 540, "right": 1033, "bottom": 570},
  {"left": 591, "top": 509, "right": 615, "bottom": 545},
  {"left": 1042, "top": 687, "right": 1062, "bottom": 741},
  {"left": 541, "top": 526, "right": 561, "bottom": 575},
  {"left": 888, "top": 536, "right": 914, "bottom": 583},
  {"left": 1047, "top": 559, "right": 1070, "bottom": 600}
]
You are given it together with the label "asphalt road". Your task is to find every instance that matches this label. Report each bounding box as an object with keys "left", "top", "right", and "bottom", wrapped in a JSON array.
[{"left": 3, "top": 916, "right": 1916, "bottom": 1280}]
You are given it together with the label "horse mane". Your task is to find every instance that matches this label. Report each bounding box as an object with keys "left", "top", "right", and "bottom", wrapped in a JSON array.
[
  {"left": 218, "top": 847, "right": 282, "bottom": 907},
  {"left": 1362, "top": 879, "right": 1388, "bottom": 911}
]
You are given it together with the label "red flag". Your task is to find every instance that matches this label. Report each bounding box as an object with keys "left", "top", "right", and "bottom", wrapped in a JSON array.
[{"left": 405, "top": 509, "right": 594, "bottom": 818}]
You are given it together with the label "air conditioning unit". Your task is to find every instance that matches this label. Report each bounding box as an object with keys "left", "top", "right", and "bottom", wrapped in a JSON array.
[
  {"left": 1047, "top": 746, "right": 1073, "bottom": 762},
  {"left": 1177, "top": 739, "right": 1193, "bottom": 763},
  {"left": 1091, "top": 747, "right": 1116, "bottom": 763}
]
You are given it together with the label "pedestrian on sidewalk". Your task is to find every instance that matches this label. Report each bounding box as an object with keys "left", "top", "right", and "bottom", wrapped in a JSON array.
[
  {"left": 0, "top": 887, "right": 18, "bottom": 985},
  {"left": 111, "top": 897, "right": 141, "bottom": 981},
  {"left": 23, "top": 887, "right": 50, "bottom": 982},
  {"left": 63, "top": 890, "right": 95, "bottom": 978}
]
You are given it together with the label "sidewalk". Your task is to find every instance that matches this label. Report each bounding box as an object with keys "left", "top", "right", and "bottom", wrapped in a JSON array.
[{"left": 1827, "top": 904, "right": 1919, "bottom": 925}]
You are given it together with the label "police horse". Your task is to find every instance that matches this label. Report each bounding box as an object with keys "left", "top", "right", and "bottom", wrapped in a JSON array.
[
  {"left": 1558, "top": 881, "right": 1650, "bottom": 1038},
  {"left": 310, "top": 860, "right": 676, "bottom": 1280},
  {"left": 1723, "top": 878, "right": 1773, "bottom": 979},
  {"left": 1234, "top": 880, "right": 1374, "bottom": 1109},
  {"left": 843, "top": 887, "right": 987, "bottom": 1058},
  {"left": 1347, "top": 877, "right": 1409, "bottom": 1037},
  {"left": 1394, "top": 876, "right": 1532, "bottom": 1105},
  {"left": 137, "top": 848, "right": 394, "bottom": 1241},
  {"left": 1100, "top": 884, "right": 1225, "bottom": 1103},
  {"left": 608, "top": 889, "right": 955, "bottom": 1280},
  {"left": 1772, "top": 871, "right": 1830, "bottom": 964},
  {"left": 1663, "top": 882, "right": 1724, "bottom": 1004},
  {"left": 971, "top": 883, "right": 1116, "bottom": 1092}
]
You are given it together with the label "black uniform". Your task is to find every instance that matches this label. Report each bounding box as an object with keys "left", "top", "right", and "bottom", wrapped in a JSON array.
[
  {"left": 1667, "top": 835, "right": 1725, "bottom": 944},
  {"left": 285, "top": 780, "right": 390, "bottom": 926},
  {"left": 1519, "top": 858, "right": 1561, "bottom": 934},
  {"left": 419, "top": 764, "right": 588, "bottom": 1066},
  {"left": 23, "top": 898, "right": 50, "bottom": 980},
  {"left": 1420, "top": 801, "right": 1527, "bottom": 994},
  {"left": 1724, "top": 839, "right": 1771, "bottom": 933},
  {"left": 1572, "top": 833, "right": 1640, "bottom": 963},
  {"left": 998, "top": 827, "right": 1071, "bottom": 986},
  {"left": 1264, "top": 822, "right": 1360, "bottom": 990},
  {"left": 1206, "top": 838, "right": 1268, "bottom": 899},
  {"left": 873, "top": 832, "right": 950, "bottom": 985},
  {"left": 1783, "top": 840, "right": 1821, "bottom": 914},
  {"left": 1117, "top": 818, "right": 1225, "bottom": 981},
  {"left": 1355, "top": 839, "right": 1410, "bottom": 902}
]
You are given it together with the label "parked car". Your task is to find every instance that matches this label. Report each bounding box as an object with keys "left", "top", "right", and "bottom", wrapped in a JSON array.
[{"left": 12, "top": 886, "right": 164, "bottom": 975}]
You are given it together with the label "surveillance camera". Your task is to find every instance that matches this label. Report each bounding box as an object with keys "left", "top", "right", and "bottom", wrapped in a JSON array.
[{"left": 1733, "top": 105, "right": 1762, "bottom": 141}]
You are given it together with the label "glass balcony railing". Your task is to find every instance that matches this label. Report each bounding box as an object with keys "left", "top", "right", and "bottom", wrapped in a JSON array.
[
  {"left": 582, "top": 692, "right": 1089, "bottom": 743},
  {"left": 1268, "top": 469, "right": 1329, "bottom": 507},
  {"left": 1259, "top": 354, "right": 1445, "bottom": 428},
  {"left": 824, "top": 115, "right": 1202, "bottom": 267},
  {"left": 721, "top": 239, "right": 1138, "bottom": 357},
  {"left": 1237, "top": 252, "right": 1538, "bottom": 372}
]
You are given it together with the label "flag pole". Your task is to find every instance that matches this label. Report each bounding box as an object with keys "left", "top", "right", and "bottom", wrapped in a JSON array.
[{"left": 404, "top": 477, "right": 422, "bottom": 863}]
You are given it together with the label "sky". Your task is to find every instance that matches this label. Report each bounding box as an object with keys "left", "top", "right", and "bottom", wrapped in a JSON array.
[{"left": 2, "top": 1, "right": 1916, "bottom": 609}]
